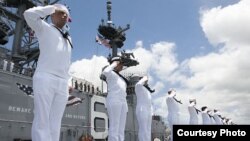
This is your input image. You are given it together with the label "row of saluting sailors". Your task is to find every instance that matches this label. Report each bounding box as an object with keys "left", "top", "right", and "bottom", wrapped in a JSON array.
[
  {"left": 166, "top": 89, "right": 236, "bottom": 141},
  {"left": 0, "top": 59, "right": 14, "bottom": 72},
  {"left": 0, "top": 59, "right": 35, "bottom": 76},
  {"left": 167, "top": 89, "right": 236, "bottom": 126},
  {"left": 73, "top": 80, "right": 101, "bottom": 95}
]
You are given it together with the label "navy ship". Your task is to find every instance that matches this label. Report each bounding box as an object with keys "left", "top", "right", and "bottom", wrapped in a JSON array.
[{"left": 0, "top": 0, "right": 168, "bottom": 140}]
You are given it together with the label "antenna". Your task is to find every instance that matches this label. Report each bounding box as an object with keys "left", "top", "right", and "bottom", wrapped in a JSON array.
[
  {"left": 106, "top": 0, "right": 112, "bottom": 26},
  {"left": 97, "top": 0, "right": 139, "bottom": 67}
]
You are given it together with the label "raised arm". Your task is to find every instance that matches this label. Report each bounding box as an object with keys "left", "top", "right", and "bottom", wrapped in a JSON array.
[
  {"left": 102, "top": 61, "right": 118, "bottom": 77},
  {"left": 23, "top": 5, "right": 56, "bottom": 33},
  {"left": 135, "top": 76, "right": 148, "bottom": 86}
]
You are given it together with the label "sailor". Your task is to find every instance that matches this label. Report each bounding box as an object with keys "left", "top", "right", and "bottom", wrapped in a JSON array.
[
  {"left": 9, "top": 61, "right": 14, "bottom": 72},
  {"left": 221, "top": 116, "right": 228, "bottom": 125},
  {"left": 208, "top": 110, "right": 216, "bottom": 124},
  {"left": 75, "top": 80, "right": 79, "bottom": 89},
  {"left": 135, "top": 75, "right": 154, "bottom": 141},
  {"left": 201, "top": 106, "right": 211, "bottom": 124},
  {"left": 188, "top": 98, "right": 200, "bottom": 124},
  {"left": 79, "top": 82, "right": 83, "bottom": 92},
  {"left": 101, "top": 56, "right": 128, "bottom": 141},
  {"left": 3, "top": 59, "right": 7, "bottom": 71},
  {"left": 227, "top": 118, "right": 235, "bottom": 125},
  {"left": 166, "top": 89, "right": 182, "bottom": 141},
  {"left": 87, "top": 84, "right": 90, "bottom": 93},
  {"left": 24, "top": 3, "right": 72, "bottom": 141},
  {"left": 84, "top": 83, "right": 87, "bottom": 92},
  {"left": 213, "top": 109, "right": 223, "bottom": 125}
]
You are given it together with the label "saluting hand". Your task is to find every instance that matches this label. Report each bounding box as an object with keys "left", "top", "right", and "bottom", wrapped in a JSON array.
[{"left": 113, "top": 60, "right": 121, "bottom": 65}]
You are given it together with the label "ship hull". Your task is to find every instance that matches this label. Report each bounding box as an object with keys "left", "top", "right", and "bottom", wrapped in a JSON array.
[{"left": 0, "top": 70, "right": 167, "bottom": 141}]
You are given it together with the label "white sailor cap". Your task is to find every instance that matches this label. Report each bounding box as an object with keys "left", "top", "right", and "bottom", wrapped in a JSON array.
[
  {"left": 111, "top": 56, "right": 121, "bottom": 61},
  {"left": 189, "top": 98, "right": 196, "bottom": 103},
  {"left": 167, "top": 88, "right": 176, "bottom": 97},
  {"left": 53, "top": 4, "right": 71, "bottom": 22},
  {"left": 214, "top": 109, "right": 221, "bottom": 115},
  {"left": 109, "top": 56, "right": 121, "bottom": 64},
  {"left": 201, "top": 106, "right": 208, "bottom": 111},
  {"left": 168, "top": 88, "right": 175, "bottom": 94}
]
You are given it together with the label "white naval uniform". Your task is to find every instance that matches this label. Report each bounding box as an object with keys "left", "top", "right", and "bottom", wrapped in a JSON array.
[
  {"left": 208, "top": 112, "right": 216, "bottom": 125},
  {"left": 222, "top": 118, "right": 227, "bottom": 125},
  {"left": 135, "top": 76, "right": 152, "bottom": 141},
  {"left": 188, "top": 102, "right": 199, "bottom": 124},
  {"left": 227, "top": 119, "right": 234, "bottom": 125},
  {"left": 9, "top": 61, "right": 14, "bottom": 72},
  {"left": 166, "top": 92, "right": 180, "bottom": 141},
  {"left": 102, "top": 62, "right": 128, "bottom": 141},
  {"left": 201, "top": 109, "right": 211, "bottom": 125},
  {"left": 3, "top": 59, "right": 7, "bottom": 71},
  {"left": 24, "top": 5, "right": 71, "bottom": 141},
  {"left": 213, "top": 112, "right": 223, "bottom": 125}
]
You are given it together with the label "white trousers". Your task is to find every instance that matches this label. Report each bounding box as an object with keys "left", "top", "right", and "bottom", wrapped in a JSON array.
[
  {"left": 106, "top": 98, "right": 128, "bottom": 141},
  {"left": 32, "top": 72, "right": 68, "bottom": 141},
  {"left": 3, "top": 60, "right": 7, "bottom": 70},
  {"left": 168, "top": 113, "right": 179, "bottom": 141},
  {"left": 10, "top": 62, "right": 14, "bottom": 72},
  {"left": 136, "top": 106, "right": 152, "bottom": 141}
]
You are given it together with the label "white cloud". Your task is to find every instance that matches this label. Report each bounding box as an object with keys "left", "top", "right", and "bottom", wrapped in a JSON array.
[
  {"left": 200, "top": 0, "right": 250, "bottom": 47},
  {"left": 174, "top": 0, "right": 250, "bottom": 124},
  {"left": 125, "top": 41, "right": 179, "bottom": 82},
  {"left": 123, "top": 42, "right": 154, "bottom": 75},
  {"left": 153, "top": 81, "right": 165, "bottom": 94},
  {"left": 151, "top": 42, "right": 179, "bottom": 80},
  {"left": 69, "top": 55, "right": 108, "bottom": 88},
  {"left": 70, "top": 41, "right": 178, "bottom": 92},
  {"left": 146, "top": 0, "right": 250, "bottom": 124}
]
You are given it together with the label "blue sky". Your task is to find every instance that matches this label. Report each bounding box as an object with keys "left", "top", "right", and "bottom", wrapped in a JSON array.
[{"left": 66, "top": 0, "right": 239, "bottom": 61}]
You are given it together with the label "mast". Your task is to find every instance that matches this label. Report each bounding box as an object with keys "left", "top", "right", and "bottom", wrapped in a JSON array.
[
  {"left": 97, "top": 0, "right": 138, "bottom": 67},
  {"left": 11, "top": 3, "right": 26, "bottom": 60}
]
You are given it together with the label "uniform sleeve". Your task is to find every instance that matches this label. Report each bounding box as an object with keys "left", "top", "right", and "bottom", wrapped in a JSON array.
[
  {"left": 23, "top": 5, "right": 56, "bottom": 33},
  {"left": 188, "top": 106, "right": 196, "bottom": 115},
  {"left": 135, "top": 76, "right": 147, "bottom": 96},
  {"left": 135, "top": 76, "right": 147, "bottom": 86},
  {"left": 102, "top": 62, "right": 117, "bottom": 77}
]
